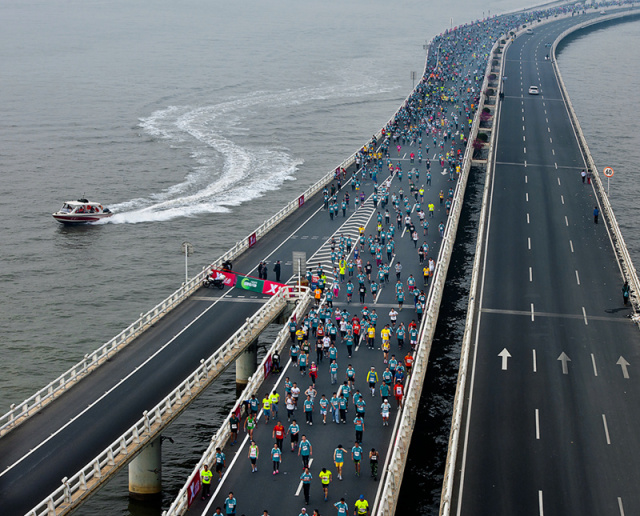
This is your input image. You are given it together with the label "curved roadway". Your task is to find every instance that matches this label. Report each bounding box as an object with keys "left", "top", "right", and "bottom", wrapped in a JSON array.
[{"left": 454, "top": 14, "right": 640, "bottom": 516}]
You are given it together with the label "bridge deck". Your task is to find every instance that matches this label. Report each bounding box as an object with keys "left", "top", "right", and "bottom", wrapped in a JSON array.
[{"left": 453, "top": 14, "right": 640, "bottom": 516}]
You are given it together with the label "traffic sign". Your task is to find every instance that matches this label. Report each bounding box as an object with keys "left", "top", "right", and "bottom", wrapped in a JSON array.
[{"left": 603, "top": 167, "right": 614, "bottom": 178}]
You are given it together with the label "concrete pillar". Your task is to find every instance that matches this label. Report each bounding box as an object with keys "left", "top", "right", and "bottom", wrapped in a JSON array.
[
  {"left": 236, "top": 340, "right": 258, "bottom": 395},
  {"left": 129, "top": 437, "right": 162, "bottom": 500},
  {"left": 277, "top": 301, "right": 296, "bottom": 324}
]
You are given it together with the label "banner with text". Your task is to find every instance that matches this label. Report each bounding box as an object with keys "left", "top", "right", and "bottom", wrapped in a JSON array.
[{"left": 210, "top": 270, "right": 287, "bottom": 296}]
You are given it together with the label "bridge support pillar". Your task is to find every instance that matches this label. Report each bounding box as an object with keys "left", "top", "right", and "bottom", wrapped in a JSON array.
[
  {"left": 236, "top": 339, "right": 258, "bottom": 395},
  {"left": 129, "top": 436, "right": 162, "bottom": 500}
]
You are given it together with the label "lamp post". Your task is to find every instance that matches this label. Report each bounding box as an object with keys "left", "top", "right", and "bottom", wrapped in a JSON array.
[{"left": 181, "top": 242, "right": 194, "bottom": 284}]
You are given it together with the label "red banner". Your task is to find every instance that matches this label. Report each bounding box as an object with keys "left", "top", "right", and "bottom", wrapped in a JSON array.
[
  {"left": 209, "top": 269, "right": 237, "bottom": 287},
  {"left": 209, "top": 270, "right": 288, "bottom": 296},
  {"left": 248, "top": 232, "right": 257, "bottom": 247},
  {"left": 298, "top": 195, "right": 305, "bottom": 207},
  {"left": 186, "top": 470, "right": 202, "bottom": 507},
  {"left": 264, "top": 354, "right": 273, "bottom": 377}
]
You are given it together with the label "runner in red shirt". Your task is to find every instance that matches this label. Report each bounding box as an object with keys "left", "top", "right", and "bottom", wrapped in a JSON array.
[
  {"left": 393, "top": 382, "right": 404, "bottom": 408},
  {"left": 272, "top": 421, "right": 285, "bottom": 449},
  {"left": 404, "top": 353, "right": 414, "bottom": 376}
]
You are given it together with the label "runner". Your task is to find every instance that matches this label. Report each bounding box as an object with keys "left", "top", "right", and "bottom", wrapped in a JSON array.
[
  {"left": 214, "top": 447, "right": 226, "bottom": 480},
  {"left": 271, "top": 443, "right": 281, "bottom": 475},
  {"left": 319, "top": 467, "right": 332, "bottom": 501},
  {"left": 333, "top": 445, "right": 345, "bottom": 480},
  {"left": 351, "top": 441, "right": 363, "bottom": 477},
  {"left": 298, "top": 435, "right": 313, "bottom": 468},
  {"left": 288, "top": 420, "right": 300, "bottom": 452},
  {"left": 248, "top": 440, "right": 259, "bottom": 473}
]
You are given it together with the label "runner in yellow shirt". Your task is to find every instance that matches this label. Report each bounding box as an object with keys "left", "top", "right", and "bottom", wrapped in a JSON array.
[
  {"left": 318, "top": 467, "right": 332, "bottom": 501},
  {"left": 354, "top": 495, "right": 369, "bottom": 515}
]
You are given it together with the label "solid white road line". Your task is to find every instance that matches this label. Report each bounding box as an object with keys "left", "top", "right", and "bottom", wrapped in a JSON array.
[{"left": 602, "top": 414, "right": 611, "bottom": 445}]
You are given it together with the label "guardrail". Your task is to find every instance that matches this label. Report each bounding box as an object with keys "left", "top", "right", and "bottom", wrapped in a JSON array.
[
  {"left": 162, "top": 290, "right": 313, "bottom": 516},
  {"left": 437, "top": 23, "right": 515, "bottom": 516},
  {"left": 373, "top": 25, "right": 503, "bottom": 516},
  {"left": 550, "top": 8, "right": 640, "bottom": 317},
  {"left": 25, "top": 286, "right": 309, "bottom": 516}
]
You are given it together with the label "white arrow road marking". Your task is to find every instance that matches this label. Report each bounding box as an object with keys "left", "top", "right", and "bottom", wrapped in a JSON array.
[
  {"left": 558, "top": 352, "right": 571, "bottom": 375},
  {"left": 498, "top": 348, "right": 511, "bottom": 370},
  {"left": 617, "top": 357, "right": 630, "bottom": 379}
]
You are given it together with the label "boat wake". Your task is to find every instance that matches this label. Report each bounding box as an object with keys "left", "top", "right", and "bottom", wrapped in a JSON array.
[{"left": 105, "top": 79, "right": 395, "bottom": 224}]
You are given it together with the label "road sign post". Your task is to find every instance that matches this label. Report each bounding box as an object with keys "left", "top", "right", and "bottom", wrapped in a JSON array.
[{"left": 603, "top": 167, "right": 614, "bottom": 197}]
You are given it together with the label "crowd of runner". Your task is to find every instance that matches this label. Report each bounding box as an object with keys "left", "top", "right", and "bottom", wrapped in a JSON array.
[{"left": 196, "top": 3, "right": 621, "bottom": 514}]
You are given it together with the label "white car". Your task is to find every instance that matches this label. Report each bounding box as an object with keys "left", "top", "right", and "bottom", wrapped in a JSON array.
[{"left": 528, "top": 86, "right": 539, "bottom": 95}]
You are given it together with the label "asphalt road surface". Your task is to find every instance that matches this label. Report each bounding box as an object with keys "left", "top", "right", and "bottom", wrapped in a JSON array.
[{"left": 454, "top": 14, "right": 640, "bottom": 516}]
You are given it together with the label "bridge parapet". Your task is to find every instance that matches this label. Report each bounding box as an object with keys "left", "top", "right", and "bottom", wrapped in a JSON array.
[
  {"left": 163, "top": 289, "right": 313, "bottom": 515},
  {"left": 550, "top": 8, "right": 640, "bottom": 320},
  {"left": 25, "top": 286, "right": 310, "bottom": 516}
]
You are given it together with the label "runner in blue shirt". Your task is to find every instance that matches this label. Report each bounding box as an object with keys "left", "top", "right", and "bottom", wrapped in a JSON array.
[
  {"left": 300, "top": 467, "right": 312, "bottom": 505},
  {"left": 271, "top": 444, "right": 282, "bottom": 474},
  {"left": 351, "top": 442, "right": 364, "bottom": 476},
  {"left": 298, "top": 435, "right": 313, "bottom": 468},
  {"left": 224, "top": 492, "right": 237, "bottom": 515},
  {"left": 334, "top": 498, "right": 349, "bottom": 515}
]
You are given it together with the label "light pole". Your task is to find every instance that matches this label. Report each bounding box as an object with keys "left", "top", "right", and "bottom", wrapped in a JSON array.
[{"left": 181, "top": 242, "right": 194, "bottom": 284}]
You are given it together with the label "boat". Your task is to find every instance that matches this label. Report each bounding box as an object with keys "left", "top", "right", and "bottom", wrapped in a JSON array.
[{"left": 52, "top": 198, "right": 113, "bottom": 224}]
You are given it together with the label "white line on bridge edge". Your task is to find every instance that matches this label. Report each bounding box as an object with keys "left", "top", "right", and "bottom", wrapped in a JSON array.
[
  {"left": 532, "top": 349, "right": 537, "bottom": 373},
  {"left": 539, "top": 490, "right": 544, "bottom": 516},
  {"left": 591, "top": 354, "right": 598, "bottom": 377},
  {"left": 602, "top": 414, "right": 611, "bottom": 445},
  {"left": 535, "top": 409, "right": 540, "bottom": 440}
]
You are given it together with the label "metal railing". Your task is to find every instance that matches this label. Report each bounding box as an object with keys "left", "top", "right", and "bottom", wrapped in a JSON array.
[
  {"left": 25, "top": 286, "right": 309, "bottom": 516},
  {"left": 162, "top": 290, "right": 313, "bottom": 516}
]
